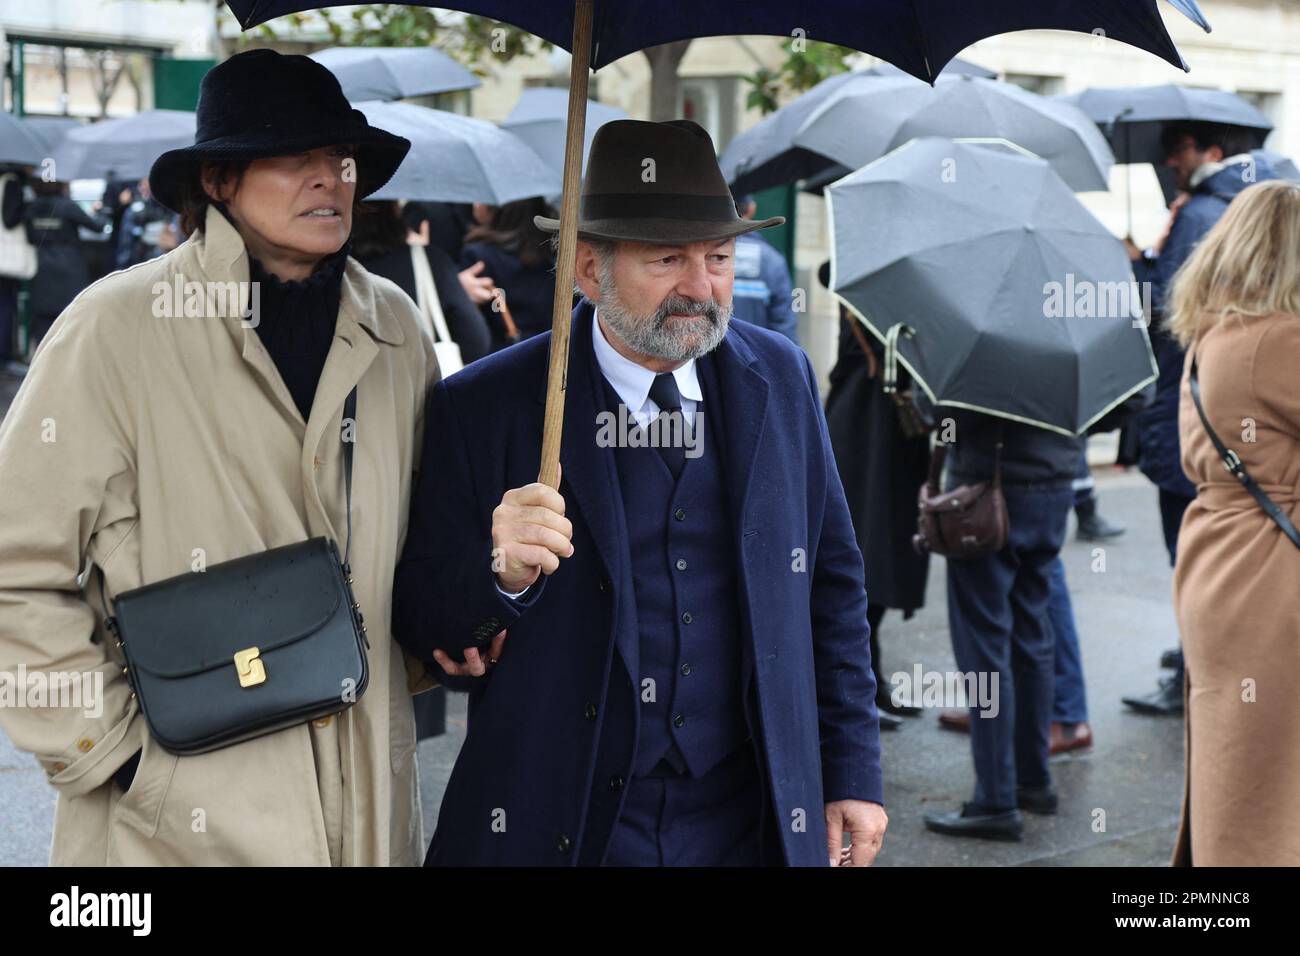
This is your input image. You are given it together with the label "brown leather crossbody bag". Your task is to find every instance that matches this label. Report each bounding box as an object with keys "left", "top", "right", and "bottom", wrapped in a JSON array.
[{"left": 912, "top": 437, "right": 1008, "bottom": 560}]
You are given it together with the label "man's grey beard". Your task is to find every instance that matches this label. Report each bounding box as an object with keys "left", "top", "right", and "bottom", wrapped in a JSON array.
[{"left": 595, "top": 260, "right": 731, "bottom": 362}]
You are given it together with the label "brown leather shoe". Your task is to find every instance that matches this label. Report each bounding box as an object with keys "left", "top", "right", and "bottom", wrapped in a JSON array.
[
  {"left": 938, "top": 709, "right": 971, "bottom": 732},
  {"left": 1049, "top": 721, "right": 1093, "bottom": 755}
]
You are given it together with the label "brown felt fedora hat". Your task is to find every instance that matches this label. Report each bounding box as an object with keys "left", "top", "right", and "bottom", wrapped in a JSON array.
[{"left": 534, "top": 119, "right": 784, "bottom": 244}]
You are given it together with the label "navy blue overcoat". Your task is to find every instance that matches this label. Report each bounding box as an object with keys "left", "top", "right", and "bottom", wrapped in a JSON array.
[{"left": 393, "top": 298, "right": 882, "bottom": 866}]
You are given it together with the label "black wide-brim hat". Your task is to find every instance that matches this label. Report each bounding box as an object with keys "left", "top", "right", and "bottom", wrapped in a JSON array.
[
  {"left": 150, "top": 48, "right": 411, "bottom": 215},
  {"left": 534, "top": 119, "right": 784, "bottom": 245}
]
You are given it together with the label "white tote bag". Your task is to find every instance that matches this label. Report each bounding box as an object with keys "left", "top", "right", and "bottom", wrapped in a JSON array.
[
  {"left": 409, "top": 244, "right": 464, "bottom": 377},
  {"left": 0, "top": 174, "right": 37, "bottom": 281}
]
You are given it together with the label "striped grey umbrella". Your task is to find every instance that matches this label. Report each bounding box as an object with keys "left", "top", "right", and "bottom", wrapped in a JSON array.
[{"left": 826, "top": 137, "right": 1155, "bottom": 436}]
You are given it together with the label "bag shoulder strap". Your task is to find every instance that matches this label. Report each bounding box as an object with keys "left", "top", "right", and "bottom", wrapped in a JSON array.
[
  {"left": 409, "top": 244, "right": 453, "bottom": 345},
  {"left": 341, "top": 386, "right": 358, "bottom": 571},
  {"left": 1189, "top": 354, "right": 1300, "bottom": 548}
]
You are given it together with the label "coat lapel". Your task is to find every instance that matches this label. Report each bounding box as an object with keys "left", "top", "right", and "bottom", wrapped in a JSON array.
[{"left": 703, "top": 328, "right": 770, "bottom": 693}]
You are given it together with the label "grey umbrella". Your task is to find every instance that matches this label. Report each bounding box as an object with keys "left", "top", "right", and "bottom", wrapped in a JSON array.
[
  {"left": 826, "top": 137, "right": 1156, "bottom": 436},
  {"left": 725, "top": 73, "right": 1112, "bottom": 195},
  {"left": 501, "top": 88, "right": 626, "bottom": 179},
  {"left": 1, "top": 112, "right": 47, "bottom": 166},
  {"left": 354, "top": 100, "right": 559, "bottom": 205},
  {"left": 1057, "top": 84, "right": 1273, "bottom": 223},
  {"left": 50, "top": 110, "right": 196, "bottom": 182},
  {"left": 798, "top": 74, "right": 1115, "bottom": 192},
  {"left": 864, "top": 56, "right": 996, "bottom": 79},
  {"left": 309, "top": 46, "right": 481, "bottom": 102},
  {"left": 18, "top": 116, "right": 84, "bottom": 159}
]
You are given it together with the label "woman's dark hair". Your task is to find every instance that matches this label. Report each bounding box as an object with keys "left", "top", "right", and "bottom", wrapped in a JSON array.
[
  {"left": 463, "top": 196, "right": 557, "bottom": 269},
  {"left": 349, "top": 201, "right": 408, "bottom": 260},
  {"left": 176, "top": 159, "right": 367, "bottom": 237}
]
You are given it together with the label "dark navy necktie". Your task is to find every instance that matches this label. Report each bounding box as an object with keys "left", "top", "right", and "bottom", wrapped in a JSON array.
[{"left": 648, "top": 372, "right": 686, "bottom": 480}]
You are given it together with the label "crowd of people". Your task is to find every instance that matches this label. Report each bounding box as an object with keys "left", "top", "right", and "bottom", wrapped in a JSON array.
[{"left": 0, "top": 47, "right": 1295, "bottom": 867}]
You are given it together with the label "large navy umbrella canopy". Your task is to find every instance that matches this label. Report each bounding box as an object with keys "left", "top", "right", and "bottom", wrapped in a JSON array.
[
  {"left": 309, "top": 46, "right": 481, "bottom": 101},
  {"left": 227, "top": 1, "right": 1208, "bottom": 81},
  {"left": 826, "top": 137, "right": 1156, "bottom": 436}
]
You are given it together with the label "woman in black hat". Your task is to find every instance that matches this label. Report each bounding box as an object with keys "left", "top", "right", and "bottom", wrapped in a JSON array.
[{"left": 0, "top": 48, "right": 465, "bottom": 867}]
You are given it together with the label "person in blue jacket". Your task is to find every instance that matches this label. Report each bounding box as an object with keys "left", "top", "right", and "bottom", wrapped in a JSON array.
[
  {"left": 1122, "top": 122, "right": 1275, "bottom": 715},
  {"left": 393, "top": 119, "right": 886, "bottom": 867},
  {"left": 729, "top": 193, "right": 800, "bottom": 344}
]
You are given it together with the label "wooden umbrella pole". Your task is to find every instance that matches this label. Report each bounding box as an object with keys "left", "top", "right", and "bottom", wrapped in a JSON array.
[{"left": 537, "top": 0, "right": 594, "bottom": 489}]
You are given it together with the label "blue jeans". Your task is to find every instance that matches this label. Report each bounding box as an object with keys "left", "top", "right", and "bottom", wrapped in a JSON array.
[
  {"left": 946, "top": 483, "right": 1073, "bottom": 811},
  {"left": 1049, "top": 557, "right": 1088, "bottom": 724}
]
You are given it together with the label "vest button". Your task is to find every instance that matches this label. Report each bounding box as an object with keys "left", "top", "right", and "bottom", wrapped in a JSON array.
[
  {"left": 673, "top": 713, "right": 685, "bottom": 728},
  {"left": 557, "top": 833, "right": 572, "bottom": 853},
  {"left": 680, "top": 663, "right": 692, "bottom": 676},
  {"left": 609, "top": 775, "right": 624, "bottom": 791},
  {"left": 674, "top": 508, "right": 686, "bottom": 521},
  {"left": 675, "top": 558, "right": 687, "bottom": 571},
  {"left": 584, "top": 702, "right": 597, "bottom": 720},
  {"left": 681, "top": 612, "right": 693, "bottom": 624}
]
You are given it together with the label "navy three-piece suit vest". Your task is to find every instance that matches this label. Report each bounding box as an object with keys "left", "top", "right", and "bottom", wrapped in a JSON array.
[
  {"left": 600, "top": 360, "right": 750, "bottom": 779},
  {"left": 597, "top": 354, "right": 772, "bottom": 864}
]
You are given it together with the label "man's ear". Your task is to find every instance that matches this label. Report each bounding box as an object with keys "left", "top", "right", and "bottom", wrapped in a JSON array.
[
  {"left": 573, "top": 241, "right": 604, "bottom": 303},
  {"left": 199, "top": 164, "right": 230, "bottom": 204},
  {"left": 1206, "top": 144, "right": 1225, "bottom": 165}
]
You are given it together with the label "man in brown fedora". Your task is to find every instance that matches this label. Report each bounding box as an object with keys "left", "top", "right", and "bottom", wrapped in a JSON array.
[{"left": 394, "top": 119, "right": 887, "bottom": 866}]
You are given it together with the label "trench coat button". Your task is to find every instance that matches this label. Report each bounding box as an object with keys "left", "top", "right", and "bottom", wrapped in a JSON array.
[
  {"left": 674, "top": 508, "right": 686, "bottom": 521},
  {"left": 681, "top": 612, "right": 693, "bottom": 624},
  {"left": 673, "top": 713, "right": 685, "bottom": 728},
  {"left": 584, "top": 702, "right": 597, "bottom": 720},
  {"left": 76, "top": 738, "right": 94, "bottom": 753},
  {"left": 675, "top": 559, "right": 687, "bottom": 571},
  {"left": 557, "top": 833, "right": 572, "bottom": 853},
  {"left": 609, "top": 775, "right": 624, "bottom": 791},
  {"left": 52, "top": 762, "right": 66, "bottom": 773},
  {"left": 313, "top": 715, "right": 332, "bottom": 728},
  {"left": 680, "top": 663, "right": 692, "bottom": 676}
]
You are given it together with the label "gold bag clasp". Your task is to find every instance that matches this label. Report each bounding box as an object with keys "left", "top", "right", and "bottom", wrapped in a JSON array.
[{"left": 234, "top": 647, "right": 266, "bottom": 688}]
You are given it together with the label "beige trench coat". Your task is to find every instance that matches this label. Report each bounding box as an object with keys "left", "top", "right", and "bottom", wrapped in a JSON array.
[
  {"left": 0, "top": 204, "right": 439, "bottom": 866},
  {"left": 1172, "top": 310, "right": 1300, "bottom": 866}
]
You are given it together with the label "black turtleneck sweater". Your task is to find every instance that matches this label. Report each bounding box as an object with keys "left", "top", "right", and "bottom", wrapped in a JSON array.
[{"left": 247, "top": 239, "right": 352, "bottom": 422}]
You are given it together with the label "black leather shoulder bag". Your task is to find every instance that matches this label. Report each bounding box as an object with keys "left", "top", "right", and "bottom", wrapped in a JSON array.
[
  {"left": 1189, "top": 355, "right": 1300, "bottom": 549},
  {"left": 104, "top": 388, "right": 371, "bottom": 755}
]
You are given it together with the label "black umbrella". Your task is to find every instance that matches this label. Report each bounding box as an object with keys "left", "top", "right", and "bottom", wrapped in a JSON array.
[
  {"left": 826, "top": 137, "right": 1156, "bottom": 436},
  {"left": 226, "top": 0, "right": 1206, "bottom": 486}
]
